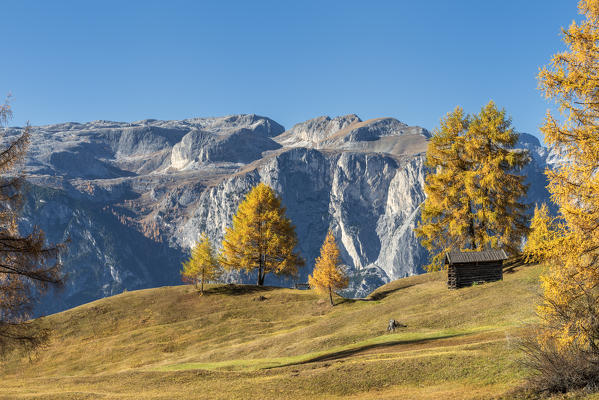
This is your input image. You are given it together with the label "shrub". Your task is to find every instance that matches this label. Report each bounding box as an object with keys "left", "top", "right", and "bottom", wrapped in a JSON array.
[{"left": 520, "top": 332, "right": 599, "bottom": 395}]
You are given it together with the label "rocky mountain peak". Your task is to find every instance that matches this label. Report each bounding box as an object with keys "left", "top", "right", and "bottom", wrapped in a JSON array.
[
  {"left": 274, "top": 114, "right": 362, "bottom": 147},
  {"left": 3, "top": 113, "right": 552, "bottom": 315},
  {"left": 275, "top": 115, "right": 430, "bottom": 156}
]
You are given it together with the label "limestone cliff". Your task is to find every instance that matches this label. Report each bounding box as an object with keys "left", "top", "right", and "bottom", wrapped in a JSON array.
[{"left": 0, "top": 114, "right": 549, "bottom": 313}]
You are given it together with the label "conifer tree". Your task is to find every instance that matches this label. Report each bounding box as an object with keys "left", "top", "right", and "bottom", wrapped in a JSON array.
[
  {"left": 416, "top": 102, "right": 530, "bottom": 271},
  {"left": 181, "top": 233, "right": 221, "bottom": 295},
  {"left": 308, "top": 231, "right": 348, "bottom": 306},
  {"left": 415, "top": 107, "right": 473, "bottom": 269},
  {"left": 534, "top": 0, "right": 599, "bottom": 352},
  {"left": 464, "top": 101, "right": 530, "bottom": 254},
  {"left": 220, "top": 183, "right": 303, "bottom": 286},
  {"left": 0, "top": 99, "right": 64, "bottom": 355},
  {"left": 523, "top": 204, "right": 563, "bottom": 264}
]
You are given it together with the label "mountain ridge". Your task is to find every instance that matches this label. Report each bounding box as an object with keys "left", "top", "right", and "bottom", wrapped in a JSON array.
[{"left": 1, "top": 114, "right": 550, "bottom": 315}]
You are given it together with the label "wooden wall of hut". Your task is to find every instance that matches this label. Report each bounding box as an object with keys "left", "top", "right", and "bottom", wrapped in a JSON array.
[{"left": 447, "top": 261, "right": 503, "bottom": 289}]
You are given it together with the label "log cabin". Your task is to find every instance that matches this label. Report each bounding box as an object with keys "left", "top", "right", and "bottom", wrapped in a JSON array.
[{"left": 445, "top": 250, "right": 508, "bottom": 289}]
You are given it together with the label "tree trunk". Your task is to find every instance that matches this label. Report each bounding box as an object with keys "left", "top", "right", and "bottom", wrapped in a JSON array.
[
  {"left": 329, "top": 287, "right": 334, "bottom": 306},
  {"left": 257, "top": 254, "right": 265, "bottom": 286},
  {"left": 468, "top": 200, "right": 477, "bottom": 250},
  {"left": 200, "top": 268, "right": 204, "bottom": 295},
  {"left": 257, "top": 265, "right": 264, "bottom": 286}
]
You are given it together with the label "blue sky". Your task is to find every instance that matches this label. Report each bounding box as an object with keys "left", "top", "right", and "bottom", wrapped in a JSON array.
[{"left": 1, "top": 1, "right": 578, "bottom": 140}]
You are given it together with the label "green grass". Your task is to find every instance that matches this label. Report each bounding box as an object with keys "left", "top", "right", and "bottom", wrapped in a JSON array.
[
  {"left": 157, "top": 329, "right": 471, "bottom": 372},
  {"left": 0, "top": 264, "right": 567, "bottom": 399}
]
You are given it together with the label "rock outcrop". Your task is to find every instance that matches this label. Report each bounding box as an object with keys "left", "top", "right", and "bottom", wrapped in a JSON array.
[{"left": 1, "top": 114, "right": 551, "bottom": 314}]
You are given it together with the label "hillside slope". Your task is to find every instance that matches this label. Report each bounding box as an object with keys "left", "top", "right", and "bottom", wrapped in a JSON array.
[{"left": 0, "top": 264, "right": 557, "bottom": 399}]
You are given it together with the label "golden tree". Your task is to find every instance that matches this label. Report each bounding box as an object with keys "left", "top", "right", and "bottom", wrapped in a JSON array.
[
  {"left": 464, "top": 101, "right": 530, "bottom": 254},
  {"left": 0, "top": 99, "right": 64, "bottom": 355},
  {"left": 308, "top": 231, "right": 348, "bottom": 306},
  {"left": 416, "top": 102, "right": 529, "bottom": 271},
  {"left": 415, "top": 107, "right": 473, "bottom": 269},
  {"left": 181, "top": 233, "right": 221, "bottom": 295},
  {"left": 535, "top": 0, "right": 599, "bottom": 352},
  {"left": 523, "top": 204, "right": 563, "bottom": 264},
  {"left": 220, "top": 183, "right": 303, "bottom": 286}
]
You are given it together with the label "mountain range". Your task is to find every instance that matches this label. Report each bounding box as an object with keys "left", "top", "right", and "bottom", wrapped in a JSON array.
[{"left": 1, "top": 114, "right": 552, "bottom": 314}]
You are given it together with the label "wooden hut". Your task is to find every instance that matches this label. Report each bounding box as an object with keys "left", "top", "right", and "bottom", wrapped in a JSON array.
[{"left": 445, "top": 250, "right": 508, "bottom": 289}]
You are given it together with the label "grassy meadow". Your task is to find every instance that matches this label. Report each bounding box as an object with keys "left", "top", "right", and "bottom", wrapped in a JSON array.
[{"left": 2, "top": 263, "right": 592, "bottom": 399}]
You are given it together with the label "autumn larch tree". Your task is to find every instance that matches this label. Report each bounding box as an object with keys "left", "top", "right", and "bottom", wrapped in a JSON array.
[
  {"left": 464, "top": 101, "right": 530, "bottom": 254},
  {"left": 308, "top": 231, "right": 348, "bottom": 306},
  {"left": 181, "top": 233, "right": 221, "bottom": 295},
  {"left": 220, "top": 183, "right": 304, "bottom": 286},
  {"left": 523, "top": 204, "right": 563, "bottom": 264},
  {"left": 416, "top": 102, "right": 530, "bottom": 271},
  {"left": 0, "top": 99, "right": 64, "bottom": 356},
  {"left": 533, "top": 0, "right": 599, "bottom": 363},
  {"left": 415, "top": 106, "right": 472, "bottom": 269}
]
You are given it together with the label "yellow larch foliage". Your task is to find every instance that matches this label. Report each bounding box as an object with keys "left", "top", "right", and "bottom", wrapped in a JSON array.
[
  {"left": 416, "top": 102, "right": 529, "bottom": 271},
  {"left": 536, "top": 0, "right": 599, "bottom": 350},
  {"left": 220, "top": 183, "right": 304, "bottom": 286},
  {"left": 181, "top": 232, "right": 221, "bottom": 295},
  {"left": 308, "top": 231, "right": 348, "bottom": 306},
  {"left": 415, "top": 107, "right": 472, "bottom": 270},
  {"left": 464, "top": 102, "right": 530, "bottom": 253},
  {"left": 523, "top": 204, "right": 564, "bottom": 264}
]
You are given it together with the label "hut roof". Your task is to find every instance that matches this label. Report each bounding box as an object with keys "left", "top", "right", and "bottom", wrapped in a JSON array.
[{"left": 445, "top": 249, "right": 508, "bottom": 264}]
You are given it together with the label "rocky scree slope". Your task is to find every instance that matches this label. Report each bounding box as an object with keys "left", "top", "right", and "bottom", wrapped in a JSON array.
[{"left": 2, "top": 114, "right": 550, "bottom": 314}]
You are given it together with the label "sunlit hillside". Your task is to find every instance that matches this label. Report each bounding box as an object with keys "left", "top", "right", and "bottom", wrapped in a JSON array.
[{"left": 0, "top": 264, "right": 569, "bottom": 400}]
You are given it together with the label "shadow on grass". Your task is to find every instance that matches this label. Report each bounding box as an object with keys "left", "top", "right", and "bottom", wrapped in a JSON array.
[
  {"left": 503, "top": 255, "right": 526, "bottom": 274},
  {"left": 335, "top": 297, "right": 360, "bottom": 305},
  {"left": 367, "top": 283, "right": 417, "bottom": 301},
  {"left": 274, "top": 332, "right": 467, "bottom": 368},
  {"left": 204, "top": 284, "right": 279, "bottom": 296}
]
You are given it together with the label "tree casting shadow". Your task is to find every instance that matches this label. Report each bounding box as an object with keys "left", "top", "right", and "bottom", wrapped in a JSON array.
[{"left": 367, "top": 283, "right": 417, "bottom": 301}]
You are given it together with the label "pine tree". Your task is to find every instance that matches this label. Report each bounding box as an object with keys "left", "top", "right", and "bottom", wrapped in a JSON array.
[
  {"left": 308, "top": 231, "right": 348, "bottom": 306},
  {"left": 0, "top": 99, "right": 64, "bottom": 355},
  {"left": 220, "top": 183, "right": 304, "bottom": 286},
  {"left": 535, "top": 0, "right": 599, "bottom": 352},
  {"left": 181, "top": 233, "right": 221, "bottom": 295},
  {"left": 416, "top": 103, "right": 529, "bottom": 271}
]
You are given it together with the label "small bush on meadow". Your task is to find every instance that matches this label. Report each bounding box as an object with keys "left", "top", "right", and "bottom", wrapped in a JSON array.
[{"left": 520, "top": 333, "right": 599, "bottom": 395}]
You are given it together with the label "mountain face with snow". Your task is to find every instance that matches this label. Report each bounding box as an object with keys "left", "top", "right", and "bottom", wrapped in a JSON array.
[{"left": 3, "top": 114, "right": 551, "bottom": 313}]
